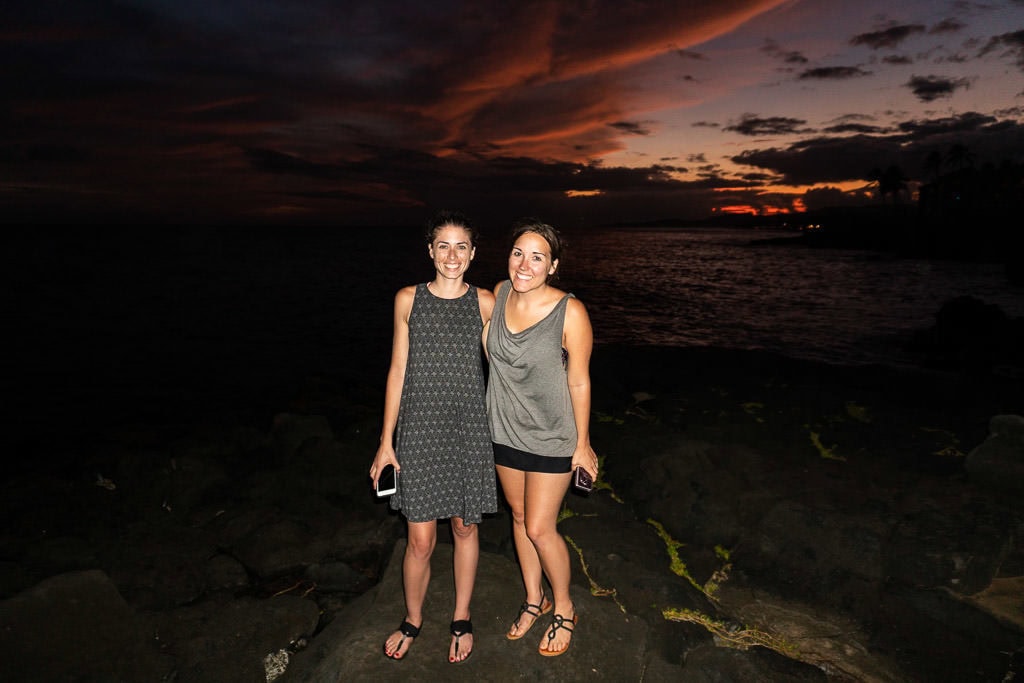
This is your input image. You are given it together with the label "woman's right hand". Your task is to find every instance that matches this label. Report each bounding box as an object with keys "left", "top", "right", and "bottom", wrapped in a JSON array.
[{"left": 369, "top": 444, "right": 400, "bottom": 487}]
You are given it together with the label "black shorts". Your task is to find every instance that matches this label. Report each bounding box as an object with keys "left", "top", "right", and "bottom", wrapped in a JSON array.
[{"left": 493, "top": 442, "right": 571, "bottom": 474}]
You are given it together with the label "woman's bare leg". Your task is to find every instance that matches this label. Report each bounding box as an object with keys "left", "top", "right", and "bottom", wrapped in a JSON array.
[
  {"left": 449, "top": 516, "right": 478, "bottom": 662},
  {"left": 496, "top": 465, "right": 550, "bottom": 637},
  {"left": 383, "top": 520, "right": 436, "bottom": 659},
  {"left": 522, "top": 471, "right": 574, "bottom": 654}
]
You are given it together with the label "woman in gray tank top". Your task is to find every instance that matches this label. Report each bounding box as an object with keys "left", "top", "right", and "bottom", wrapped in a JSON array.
[{"left": 484, "top": 218, "right": 599, "bottom": 657}]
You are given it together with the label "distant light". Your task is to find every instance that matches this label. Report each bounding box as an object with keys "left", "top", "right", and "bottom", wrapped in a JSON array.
[{"left": 565, "top": 189, "right": 603, "bottom": 198}]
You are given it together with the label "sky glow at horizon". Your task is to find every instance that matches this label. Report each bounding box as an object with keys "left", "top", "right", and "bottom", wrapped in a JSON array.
[{"left": 1, "top": 0, "right": 1022, "bottom": 227}]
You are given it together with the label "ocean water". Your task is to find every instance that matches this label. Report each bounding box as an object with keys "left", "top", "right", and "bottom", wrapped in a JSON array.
[
  {"left": 9, "top": 225, "right": 1022, "bottom": 430},
  {"left": 554, "top": 227, "right": 1023, "bottom": 367}
]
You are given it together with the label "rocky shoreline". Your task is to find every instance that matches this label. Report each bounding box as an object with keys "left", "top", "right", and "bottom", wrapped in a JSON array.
[{"left": 2, "top": 346, "right": 1022, "bottom": 681}]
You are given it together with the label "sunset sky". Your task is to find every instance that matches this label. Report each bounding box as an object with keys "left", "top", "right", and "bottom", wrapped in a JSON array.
[{"left": 3, "top": 0, "right": 1023, "bottom": 227}]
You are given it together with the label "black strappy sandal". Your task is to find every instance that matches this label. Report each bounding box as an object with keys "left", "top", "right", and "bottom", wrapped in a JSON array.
[
  {"left": 506, "top": 596, "right": 552, "bottom": 640},
  {"left": 538, "top": 610, "right": 578, "bottom": 657},
  {"left": 384, "top": 620, "right": 420, "bottom": 660},
  {"left": 449, "top": 619, "right": 473, "bottom": 664}
]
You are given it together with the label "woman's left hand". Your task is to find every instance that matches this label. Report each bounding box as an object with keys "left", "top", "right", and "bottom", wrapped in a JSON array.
[{"left": 571, "top": 444, "right": 599, "bottom": 482}]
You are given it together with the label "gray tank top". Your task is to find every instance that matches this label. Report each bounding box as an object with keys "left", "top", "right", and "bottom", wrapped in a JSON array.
[{"left": 486, "top": 280, "right": 576, "bottom": 458}]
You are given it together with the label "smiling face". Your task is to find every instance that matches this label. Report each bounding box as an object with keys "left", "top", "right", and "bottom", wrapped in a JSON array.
[
  {"left": 429, "top": 224, "right": 475, "bottom": 281},
  {"left": 508, "top": 230, "right": 558, "bottom": 292}
]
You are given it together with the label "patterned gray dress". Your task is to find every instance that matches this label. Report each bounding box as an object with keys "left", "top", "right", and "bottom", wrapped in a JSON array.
[{"left": 390, "top": 283, "right": 497, "bottom": 523}]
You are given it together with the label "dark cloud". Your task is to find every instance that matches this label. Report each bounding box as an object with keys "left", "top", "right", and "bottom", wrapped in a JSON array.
[
  {"left": 981, "top": 30, "right": 1024, "bottom": 70},
  {"left": 732, "top": 135, "right": 899, "bottom": 184},
  {"left": 851, "top": 24, "right": 926, "bottom": 49},
  {"left": 905, "top": 74, "right": 972, "bottom": 101},
  {"left": 1, "top": 0, "right": 1019, "bottom": 225},
  {"left": 801, "top": 185, "right": 874, "bottom": 210},
  {"left": 798, "top": 66, "right": 872, "bottom": 79},
  {"left": 896, "top": 111, "right": 997, "bottom": 137},
  {"left": 244, "top": 148, "right": 346, "bottom": 180},
  {"left": 740, "top": 171, "right": 779, "bottom": 182},
  {"left": 731, "top": 113, "right": 1024, "bottom": 185},
  {"left": 761, "top": 39, "right": 808, "bottom": 64},
  {"left": 609, "top": 121, "right": 651, "bottom": 136},
  {"left": 823, "top": 122, "right": 887, "bottom": 134},
  {"left": 882, "top": 55, "right": 913, "bottom": 65},
  {"left": 682, "top": 173, "right": 759, "bottom": 190},
  {"left": 929, "top": 18, "right": 966, "bottom": 34},
  {"left": 822, "top": 114, "right": 884, "bottom": 135},
  {"left": 1, "top": 143, "right": 92, "bottom": 164},
  {"left": 724, "top": 114, "right": 810, "bottom": 136},
  {"left": 675, "top": 49, "right": 706, "bottom": 60}
]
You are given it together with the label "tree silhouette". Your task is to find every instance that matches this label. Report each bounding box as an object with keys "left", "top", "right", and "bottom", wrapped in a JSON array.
[
  {"left": 923, "top": 150, "right": 944, "bottom": 181},
  {"left": 868, "top": 164, "right": 909, "bottom": 203},
  {"left": 947, "top": 143, "right": 975, "bottom": 171}
]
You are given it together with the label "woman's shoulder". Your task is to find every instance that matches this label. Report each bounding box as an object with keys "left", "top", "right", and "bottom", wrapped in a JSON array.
[
  {"left": 564, "top": 293, "right": 588, "bottom": 317},
  {"left": 549, "top": 286, "right": 574, "bottom": 304},
  {"left": 475, "top": 285, "right": 496, "bottom": 305},
  {"left": 394, "top": 284, "right": 419, "bottom": 306}
]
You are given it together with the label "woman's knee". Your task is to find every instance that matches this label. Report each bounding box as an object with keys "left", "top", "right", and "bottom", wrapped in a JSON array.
[
  {"left": 524, "top": 520, "right": 558, "bottom": 546},
  {"left": 451, "top": 518, "right": 478, "bottom": 541},
  {"left": 405, "top": 527, "right": 437, "bottom": 560},
  {"left": 508, "top": 506, "right": 527, "bottom": 527}
]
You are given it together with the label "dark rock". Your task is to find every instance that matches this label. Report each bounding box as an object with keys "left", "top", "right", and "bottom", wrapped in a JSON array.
[
  {"left": 0, "top": 570, "right": 171, "bottom": 682},
  {"left": 732, "top": 501, "right": 887, "bottom": 616},
  {"left": 270, "top": 412, "right": 335, "bottom": 459},
  {"left": 908, "top": 296, "right": 1024, "bottom": 373},
  {"left": 284, "top": 540, "right": 649, "bottom": 682},
  {"left": 205, "top": 552, "right": 251, "bottom": 591},
  {"left": 4, "top": 347, "right": 1023, "bottom": 682},
  {"left": 885, "top": 496, "right": 1013, "bottom": 594},
  {"left": 147, "top": 593, "right": 320, "bottom": 683},
  {"left": 966, "top": 414, "right": 1024, "bottom": 496},
  {"left": 873, "top": 584, "right": 1024, "bottom": 683},
  {"left": 0, "top": 561, "right": 33, "bottom": 599},
  {"left": 304, "top": 561, "right": 371, "bottom": 593},
  {"left": 680, "top": 643, "right": 827, "bottom": 682},
  {"left": 624, "top": 441, "right": 768, "bottom": 547},
  {"left": 232, "top": 518, "right": 332, "bottom": 579},
  {"left": 22, "top": 535, "right": 98, "bottom": 577},
  {"left": 106, "top": 523, "right": 216, "bottom": 609}
]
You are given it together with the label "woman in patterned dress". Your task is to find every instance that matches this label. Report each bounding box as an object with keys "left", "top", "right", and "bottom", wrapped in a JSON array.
[
  {"left": 484, "top": 219, "right": 599, "bottom": 657},
  {"left": 369, "top": 211, "right": 496, "bottom": 663}
]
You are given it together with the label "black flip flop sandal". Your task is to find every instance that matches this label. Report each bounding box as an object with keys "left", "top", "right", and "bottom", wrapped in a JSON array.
[
  {"left": 449, "top": 619, "right": 473, "bottom": 664},
  {"left": 384, "top": 620, "right": 420, "bottom": 660}
]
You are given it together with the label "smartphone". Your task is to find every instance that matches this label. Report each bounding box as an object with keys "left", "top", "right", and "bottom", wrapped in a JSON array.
[
  {"left": 572, "top": 466, "right": 593, "bottom": 493},
  {"left": 375, "top": 464, "right": 398, "bottom": 497}
]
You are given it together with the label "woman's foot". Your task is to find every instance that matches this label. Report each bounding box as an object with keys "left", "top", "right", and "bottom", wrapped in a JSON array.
[
  {"left": 383, "top": 620, "right": 420, "bottom": 660},
  {"left": 449, "top": 619, "right": 473, "bottom": 664},
  {"left": 506, "top": 595, "right": 552, "bottom": 640},
  {"left": 538, "top": 606, "right": 577, "bottom": 657}
]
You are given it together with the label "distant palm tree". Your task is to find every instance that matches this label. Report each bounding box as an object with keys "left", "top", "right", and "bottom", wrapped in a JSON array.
[
  {"left": 923, "top": 150, "right": 944, "bottom": 181},
  {"left": 868, "top": 164, "right": 909, "bottom": 203},
  {"left": 947, "top": 143, "right": 975, "bottom": 171}
]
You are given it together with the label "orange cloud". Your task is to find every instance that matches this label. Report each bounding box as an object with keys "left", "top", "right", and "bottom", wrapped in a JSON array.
[{"left": 421, "top": 1, "right": 790, "bottom": 161}]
